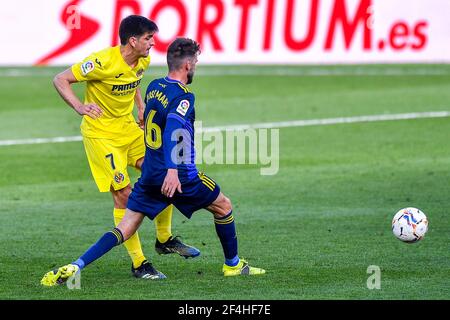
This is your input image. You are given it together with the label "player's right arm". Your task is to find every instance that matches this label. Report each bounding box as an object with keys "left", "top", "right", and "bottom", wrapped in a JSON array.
[{"left": 53, "top": 68, "right": 103, "bottom": 119}]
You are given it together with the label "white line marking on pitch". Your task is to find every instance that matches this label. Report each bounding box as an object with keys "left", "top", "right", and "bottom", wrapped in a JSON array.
[
  {"left": 200, "top": 111, "right": 450, "bottom": 133},
  {"left": 0, "top": 111, "right": 449, "bottom": 147}
]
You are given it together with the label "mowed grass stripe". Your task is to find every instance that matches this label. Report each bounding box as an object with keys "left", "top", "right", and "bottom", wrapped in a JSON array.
[{"left": 1, "top": 111, "right": 449, "bottom": 146}]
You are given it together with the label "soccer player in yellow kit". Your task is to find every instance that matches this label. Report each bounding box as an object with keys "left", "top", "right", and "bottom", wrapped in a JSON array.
[{"left": 52, "top": 15, "right": 200, "bottom": 279}]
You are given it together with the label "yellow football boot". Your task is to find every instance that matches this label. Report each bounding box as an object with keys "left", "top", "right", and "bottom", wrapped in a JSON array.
[
  {"left": 222, "top": 259, "right": 266, "bottom": 277},
  {"left": 41, "top": 264, "right": 79, "bottom": 286}
]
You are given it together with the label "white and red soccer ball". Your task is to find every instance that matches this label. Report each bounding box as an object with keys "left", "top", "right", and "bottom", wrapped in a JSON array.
[{"left": 392, "top": 207, "right": 428, "bottom": 243}]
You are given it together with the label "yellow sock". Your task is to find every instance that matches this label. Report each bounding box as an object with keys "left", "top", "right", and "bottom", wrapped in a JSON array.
[
  {"left": 113, "top": 208, "right": 146, "bottom": 268},
  {"left": 154, "top": 205, "right": 173, "bottom": 243}
]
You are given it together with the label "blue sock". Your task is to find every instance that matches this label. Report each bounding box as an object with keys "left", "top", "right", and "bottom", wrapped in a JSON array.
[
  {"left": 225, "top": 255, "right": 240, "bottom": 267},
  {"left": 214, "top": 211, "right": 239, "bottom": 266},
  {"left": 72, "top": 228, "right": 124, "bottom": 270}
]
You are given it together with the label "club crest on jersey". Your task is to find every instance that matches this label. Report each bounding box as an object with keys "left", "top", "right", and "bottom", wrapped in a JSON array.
[
  {"left": 114, "top": 172, "right": 125, "bottom": 184},
  {"left": 136, "top": 68, "right": 144, "bottom": 77},
  {"left": 176, "top": 100, "right": 190, "bottom": 116},
  {"left": 81, "top": 61, "right": 95, "bottom": 75}
]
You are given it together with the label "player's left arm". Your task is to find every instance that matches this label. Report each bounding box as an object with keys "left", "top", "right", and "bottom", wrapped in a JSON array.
[
  {"left": 161, "top": 93, "right": 195, "bottom": 197},
  {"left": 134, "top": 87, "right": 145, "bottom": 129},
  {"left": 161, "top": 116, "right": 184, "bottom": 198}
]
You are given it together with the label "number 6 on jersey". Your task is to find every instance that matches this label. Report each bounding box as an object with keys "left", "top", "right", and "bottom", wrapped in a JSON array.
[{"left": 145, "top": 110, "right": 162, "bottom": 149}]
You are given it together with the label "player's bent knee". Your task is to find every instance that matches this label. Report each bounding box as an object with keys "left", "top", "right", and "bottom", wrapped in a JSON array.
[
  {"left": 135, "top": 157, "right": 144, "bottom": 170},
  {"left": 111, "top": 185, "right": 131, "bottom": 208},
  {"left": 222, "top": 196, "right": 233, "bottom": 213},
  {"left": 211, "top": 194, "right": 233, "bottom": 217}
]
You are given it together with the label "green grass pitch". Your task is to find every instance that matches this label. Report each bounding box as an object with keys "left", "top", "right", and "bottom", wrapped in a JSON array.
[{"left": 0, "top": 64, "right": 449, "bottom": 300}]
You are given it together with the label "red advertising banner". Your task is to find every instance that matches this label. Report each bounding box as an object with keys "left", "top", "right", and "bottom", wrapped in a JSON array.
[{"left": 0, "top": 0, "right": 448, "bottom": 65}]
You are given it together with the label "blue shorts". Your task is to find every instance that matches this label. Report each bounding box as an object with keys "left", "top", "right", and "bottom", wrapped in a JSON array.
[{"left": 127, "top": 172, "right": 220, "bottom": 219}]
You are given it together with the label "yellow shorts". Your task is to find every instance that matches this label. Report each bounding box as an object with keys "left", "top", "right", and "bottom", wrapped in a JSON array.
[{"left": 82, "top": 126, "right": 145, "bottom": 192}]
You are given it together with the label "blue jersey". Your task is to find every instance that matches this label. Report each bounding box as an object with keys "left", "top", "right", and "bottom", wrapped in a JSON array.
[{"left": 139, "top": 77, "right": 197, "bottom": 185}]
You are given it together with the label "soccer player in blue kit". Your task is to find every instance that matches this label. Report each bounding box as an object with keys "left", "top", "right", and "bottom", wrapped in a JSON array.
[{"left": 41, "top": 38, "right": 265, "bottom": 285}]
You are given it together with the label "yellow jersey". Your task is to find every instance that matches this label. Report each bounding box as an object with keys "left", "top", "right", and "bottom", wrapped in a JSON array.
[{"left": 71, "top": 46, "right": 150, "bottom": 138}]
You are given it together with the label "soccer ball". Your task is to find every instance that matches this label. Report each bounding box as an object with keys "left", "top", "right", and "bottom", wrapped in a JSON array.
[{"left": 392, "top": 207, "right": 428, "bottom": 243}]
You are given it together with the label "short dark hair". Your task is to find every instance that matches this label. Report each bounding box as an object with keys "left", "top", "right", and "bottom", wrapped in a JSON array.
[
  {"left": 167, "top": 38, "right": 201, "bottom": 71},
  {"left": 119, "top": 15, "right": 158, "bottom": 45}
]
